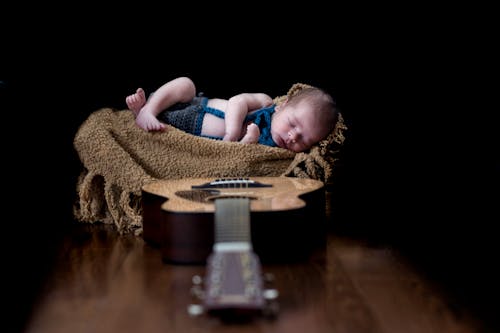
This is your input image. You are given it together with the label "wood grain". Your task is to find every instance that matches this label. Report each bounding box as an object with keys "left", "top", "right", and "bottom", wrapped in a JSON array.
[{"left": 24, "top": 223, "right": 484, "bottom": 333}]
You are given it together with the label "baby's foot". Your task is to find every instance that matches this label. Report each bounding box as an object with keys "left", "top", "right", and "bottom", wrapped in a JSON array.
[
  {"left": 126, "top": 88, "right": 147, "bottom": 116},
  {"left": 240, "top": 123, "right": 260, "bottom": 144},
  {"left": 135, "top": 109, "right": 166, "bottom": 132}
]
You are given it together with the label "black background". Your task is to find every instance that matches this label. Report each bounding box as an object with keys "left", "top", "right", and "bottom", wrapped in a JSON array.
[{"left": 2, "top": 5, "right": 497, "bottom": 332}]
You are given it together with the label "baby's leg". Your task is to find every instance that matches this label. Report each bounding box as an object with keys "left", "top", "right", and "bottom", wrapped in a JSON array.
[
  {"left": 126, "top": 88, "right": 147, "bottom": 116},
  {"left": 126, "top": 88, "right": 166, "bottom": 131},
  {"left": 239, "top": 123, "right": 260, "bottom": 144},
  {"left": 127, "top": 77, "right": 195, "bottom": 132}
]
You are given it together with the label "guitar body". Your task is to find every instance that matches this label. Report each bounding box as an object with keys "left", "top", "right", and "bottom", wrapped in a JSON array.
[{"left": 141, "top": 177, "right": 326, "bottom": 264}]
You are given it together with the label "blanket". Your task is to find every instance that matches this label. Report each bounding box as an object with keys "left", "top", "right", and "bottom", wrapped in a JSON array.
[{"left": 73, "top": 83, "right": 347, "bottom": 235}]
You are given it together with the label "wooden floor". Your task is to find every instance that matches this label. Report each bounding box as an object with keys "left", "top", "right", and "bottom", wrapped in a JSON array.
[{"left": 22, "top": 222, "right": 487, "bottom": 333}]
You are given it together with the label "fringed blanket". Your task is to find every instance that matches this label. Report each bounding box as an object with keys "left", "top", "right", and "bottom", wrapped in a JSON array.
[{"left": 73, "top": 84, "right": 347, "bottom": 235}]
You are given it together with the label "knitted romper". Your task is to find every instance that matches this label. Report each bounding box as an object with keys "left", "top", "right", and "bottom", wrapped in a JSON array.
[{"left": 157, "top": 95, "right": 277, "bottom": 146}]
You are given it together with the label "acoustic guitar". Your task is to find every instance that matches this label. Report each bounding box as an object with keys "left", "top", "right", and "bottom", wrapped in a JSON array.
[
  {"left": 141, "top": 176, "right": 327, "bottom": 264},
  {"left": 187, "top": 196, "right": 279, "bottom": 319}
]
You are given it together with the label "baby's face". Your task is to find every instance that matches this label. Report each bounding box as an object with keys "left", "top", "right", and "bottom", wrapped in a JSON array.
[{"left": 271, "top": 101, "right": 327, "bottom": 152}]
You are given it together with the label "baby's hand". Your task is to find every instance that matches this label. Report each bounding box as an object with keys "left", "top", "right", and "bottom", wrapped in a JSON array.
[{"left": 239, "top": 123, "right": 260, "bottom": 144}]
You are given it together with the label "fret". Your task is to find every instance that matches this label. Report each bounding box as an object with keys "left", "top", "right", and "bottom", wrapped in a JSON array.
[{"left": 214, "top": 198, "right": 251, "bottom": 245}]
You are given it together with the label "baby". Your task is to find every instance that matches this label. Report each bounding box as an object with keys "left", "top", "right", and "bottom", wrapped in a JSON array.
[{"left": 126, "top": 77, "right": 338, "bottom": 152}]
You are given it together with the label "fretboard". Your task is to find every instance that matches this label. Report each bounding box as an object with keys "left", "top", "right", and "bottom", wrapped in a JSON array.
[{"left": 214, "top": 198, "right": 252, "bottom": 252}]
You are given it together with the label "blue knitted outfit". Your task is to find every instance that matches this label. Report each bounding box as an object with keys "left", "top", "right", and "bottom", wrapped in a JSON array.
[{"left": 157, "top": 95, "right": 277, "bottom": 147}]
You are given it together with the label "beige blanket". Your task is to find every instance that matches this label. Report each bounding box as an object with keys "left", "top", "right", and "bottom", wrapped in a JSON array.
[{"left": 73, "top": 84, "right": 347, "bottom": 235}]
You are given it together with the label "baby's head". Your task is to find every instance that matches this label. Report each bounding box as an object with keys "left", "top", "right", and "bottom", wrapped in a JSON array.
[{"left": 271, "top": 87, "right": 338, "bottom": 152}]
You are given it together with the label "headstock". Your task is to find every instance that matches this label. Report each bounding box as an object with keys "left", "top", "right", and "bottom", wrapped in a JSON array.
[
  {"left": 188, "top": 250, "right": 279, "bottom": 320},
  {"left": 186, "top": 195, "right": 279, "bottom": 321}
]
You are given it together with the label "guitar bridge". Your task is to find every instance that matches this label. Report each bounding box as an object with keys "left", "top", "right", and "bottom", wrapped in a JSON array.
[{"left": 191, "top": 178, "right": 272, "bottom": 189}]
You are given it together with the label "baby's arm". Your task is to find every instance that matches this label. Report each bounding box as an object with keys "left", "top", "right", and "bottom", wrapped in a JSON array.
[{"left": 223, "top": 93, "right": 273, "bottom": 141}]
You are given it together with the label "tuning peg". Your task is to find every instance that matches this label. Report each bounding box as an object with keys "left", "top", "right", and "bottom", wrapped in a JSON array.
[
  {"left": 190, "top": 275, "right": 205, "bottom": 300},
  {"left": 190, "top": 285, "right": 205, "bottom": 299},
  {"left": 188, "top": 275, "right": 206, "bottom": 316},
  {"left": 192, "top": 275, "right": 203, "bottom": 285},
  {"left": 187, "top": 304, "right": 205, "bottom": 317},
  {"left": 262, "top": 288, "right": 279, "bottom": 319},
  {"left": 263, "top": 288, "right": 279, "bottom": 300},
  {"left": 262, "top": 272, "right": 277, "bottom": 300},
  {"left": 262, "top": 298, "right": 279, "bottom": 318}
]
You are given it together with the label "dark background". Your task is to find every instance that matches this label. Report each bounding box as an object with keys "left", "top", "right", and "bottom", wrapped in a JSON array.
[{"left": 2, "top": 6, "right": 497, "bottom": 332}]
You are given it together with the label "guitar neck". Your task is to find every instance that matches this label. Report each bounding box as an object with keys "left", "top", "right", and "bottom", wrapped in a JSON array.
[
  {"left": 213, "top": 198, "right": 252, "bottom": 252},
  {"left": 202, "top": 197, "right": 267, "bottom": 316}
]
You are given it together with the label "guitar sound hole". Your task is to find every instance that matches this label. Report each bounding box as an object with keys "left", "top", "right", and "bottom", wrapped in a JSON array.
[
  {"left": 175, "top": 190, "right": 257, "bottom": 204},
  {"left": 206, "top": 195, "right": 257, "bottom": 202},
  {"left": 175, "top": 190, "right": 220, "bottom": 204}
]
